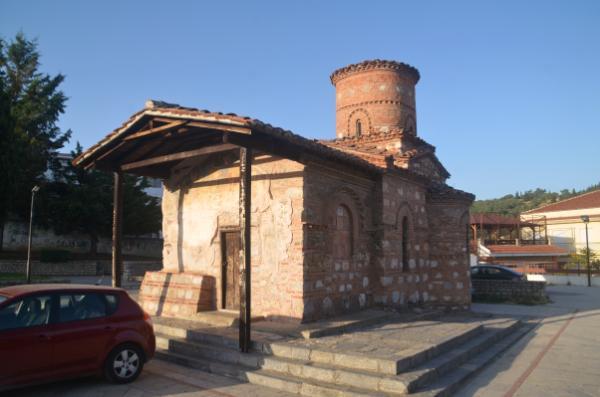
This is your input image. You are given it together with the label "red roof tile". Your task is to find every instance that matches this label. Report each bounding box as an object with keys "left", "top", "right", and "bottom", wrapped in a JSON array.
[
  {"left": 486, "top": 245, "right": 568, "bottom": 255},
  {"left": 523, "top": 190, "right": 600, "bottom": 214}
]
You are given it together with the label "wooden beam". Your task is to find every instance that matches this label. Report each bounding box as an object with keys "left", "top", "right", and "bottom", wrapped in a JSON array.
[
  {"left": 112, "top": 171, "right": 124, "bottom": 288},
  {"left": 120, "top": 143, "right": 238, "bottom": 171},
  {"left": 238, "top": 147, "right": 252, "bottom": 353},
  {"left": 124, "top": 120, "right": 188, "bottom": 141},
  {"left": 188, "top": 121, "right": 251, "bottom": 135}
]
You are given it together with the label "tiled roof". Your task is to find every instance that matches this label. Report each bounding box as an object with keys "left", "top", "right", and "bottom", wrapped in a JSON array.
[
  {"left": 486, "top": 245, "right": 569, "bottom": 256},
  {"left": 523, "top": 190, "right": 600, "bottom": 214}
]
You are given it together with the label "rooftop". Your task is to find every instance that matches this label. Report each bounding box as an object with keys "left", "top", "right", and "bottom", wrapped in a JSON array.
[{"left": 523, "top": 190, "right": 600, "bottom": 214}]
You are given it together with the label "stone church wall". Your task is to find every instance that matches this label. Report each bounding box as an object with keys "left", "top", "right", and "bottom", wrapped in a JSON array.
[
  {"left": 158, "top": 154, "right": 306, "bottom": 320},
  {"left": 426, "top": 200, "right": 471, "bottom": 309},
  {"left": 301, "top": 164, "right": 378, "bottom": 321}
]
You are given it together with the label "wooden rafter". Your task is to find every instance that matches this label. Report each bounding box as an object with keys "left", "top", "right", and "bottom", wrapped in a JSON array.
[
  {"left": 124, "top": 120, "right": 188, "bottom": 141},
  {"left": 120, "top": 143, "right": 239, "bottom": 171}
]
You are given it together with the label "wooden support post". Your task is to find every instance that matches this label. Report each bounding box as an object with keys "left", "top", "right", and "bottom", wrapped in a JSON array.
[
  {"left": 238, "top": 147, "right": 252, "bottom": 352},
  {"left": 112, "top": 171, "right": 124, "bottom": 288}
]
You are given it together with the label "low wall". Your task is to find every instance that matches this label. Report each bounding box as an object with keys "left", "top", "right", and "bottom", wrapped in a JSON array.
[
  {"left": 0, "top": 260, "right": 162, "bottom": 278},
  {"left": 0, "top": 260, "right": 99, "bottom": 276},
  {"left": 2, "top": 220, "right": 163, "bottom": 258},
  {"left": 139, "top": 271, "right": 216, "bottom": 317},
  {"left": 543, "top": 274, "right": 600, "bottom": 287},
  {"left": 472, "top": 279, "right": 547, "bottom": 301}
]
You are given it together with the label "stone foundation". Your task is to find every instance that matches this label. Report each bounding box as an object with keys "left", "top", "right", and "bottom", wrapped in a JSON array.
[{"left": 139, "top": 271, "right": 216, "bottom": 317}]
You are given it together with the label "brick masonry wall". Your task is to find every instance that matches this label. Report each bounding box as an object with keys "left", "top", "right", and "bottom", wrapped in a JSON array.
[
  {"left": 426, "top": 200, "right": 471, "bottom": 309},
  {"left": 334, "top": 69, "right": 417, "bottom": 138},
  {"left": 376, "top": 174, "right": 432, "bottom": 307},
  {"left": 472, "top": 279, "right": 547, "bottom": 300},
  {"left": 302, "top": 163, "right": 377, "bottom": 321}
]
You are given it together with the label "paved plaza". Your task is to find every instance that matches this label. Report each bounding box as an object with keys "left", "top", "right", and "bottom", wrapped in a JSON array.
[{"left": 7, "top": 284, "right": 600, "bottom": 396}]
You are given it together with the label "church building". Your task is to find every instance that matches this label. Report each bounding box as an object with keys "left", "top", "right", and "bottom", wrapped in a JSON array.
[{"left": 74, "top": 59, "right": 474, "bottom": 323}]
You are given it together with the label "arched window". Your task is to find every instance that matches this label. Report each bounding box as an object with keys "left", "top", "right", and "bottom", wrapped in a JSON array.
[
  {"left": 355, "top": 119, "right": 362, "bottom": 136},
  {"left": 401, "top": 216, "right": 409, "bottom": 271},
  {"left": 333, "top": 205, "right": 353, "bottom": 259}
]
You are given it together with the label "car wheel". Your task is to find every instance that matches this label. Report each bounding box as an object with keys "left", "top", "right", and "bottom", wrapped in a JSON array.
[{"left": 104, "top": 343, "right": 144, "bottom": 384}]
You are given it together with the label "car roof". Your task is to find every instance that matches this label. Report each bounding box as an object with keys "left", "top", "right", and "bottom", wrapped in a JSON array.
[
  {"left": 472, "top": 265, "right": 522, "bottom": 274},
  {"left": 0, "top": 283, "right": 125, "bottom": 299}
]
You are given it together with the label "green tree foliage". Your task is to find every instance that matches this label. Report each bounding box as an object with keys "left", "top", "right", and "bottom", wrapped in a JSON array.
[
  {"left": 0, "top": 33, "right": 71, "bottom": 234},
  {"left": 38, "top": 143, "right": 162, "bottom": 254},
  {"left": 472, "top": 184, "right": 600, "bottom": 216},
  {"left": 567, "top": 247, "right": 599, "bottom": 271}
]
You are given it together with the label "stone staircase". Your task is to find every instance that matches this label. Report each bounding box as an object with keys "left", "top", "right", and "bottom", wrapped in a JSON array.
[{"left": 153, "top": 315, "right": 533, "bottom": 396}]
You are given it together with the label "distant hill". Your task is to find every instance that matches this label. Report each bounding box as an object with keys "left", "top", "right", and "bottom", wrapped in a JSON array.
[{"left": 471, "top": 183, "right": 600, "bottom": 216}]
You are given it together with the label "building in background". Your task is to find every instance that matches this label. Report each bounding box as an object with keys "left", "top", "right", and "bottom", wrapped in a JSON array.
[
  {"left": 522, "top": 190, "right": 600, "bottom": 255},
  {"left": 470, "top": 213, "right": 569, "bottom": 272}
]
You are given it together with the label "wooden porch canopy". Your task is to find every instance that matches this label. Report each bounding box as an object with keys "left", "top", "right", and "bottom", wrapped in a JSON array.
[{"left": 73, "top": 100, "right": 380, "bottom": 352}]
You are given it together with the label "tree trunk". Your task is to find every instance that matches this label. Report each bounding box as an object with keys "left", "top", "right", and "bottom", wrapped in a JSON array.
[{"left": 89, "top": 234, "right": 98, "bottom": 256}]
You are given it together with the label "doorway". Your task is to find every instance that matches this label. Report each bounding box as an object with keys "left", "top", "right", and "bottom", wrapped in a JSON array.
[{"left": 221, "top": 231, "right": 240, "bottom": 310}]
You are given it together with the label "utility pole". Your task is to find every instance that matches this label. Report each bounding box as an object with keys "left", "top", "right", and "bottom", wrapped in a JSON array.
[
  {"left": 26, "top": 185, "right": 40, "bottom": 284},
  {"left": 581, "top": 215, "right": 591, "bottom": 287}
]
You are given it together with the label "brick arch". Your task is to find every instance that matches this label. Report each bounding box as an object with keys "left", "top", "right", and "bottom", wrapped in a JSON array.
[
  {"left": 395, "top": 202, "right": 416, "bottom": 271},
  {"left": 347, "top": 108, "right": 372, "bottom": 136}
]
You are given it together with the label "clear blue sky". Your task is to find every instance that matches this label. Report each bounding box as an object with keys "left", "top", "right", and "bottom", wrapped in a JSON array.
[{"left": 2, "top": 0, "right": 599, "bottom": 199}]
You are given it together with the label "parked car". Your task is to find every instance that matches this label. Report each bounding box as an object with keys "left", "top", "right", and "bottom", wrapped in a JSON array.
[
  {"left": 0, "top": 284, "right": 155, "bottom": 392},
  {"left": 470, "top": 265, "right": 526, "bottom": 281}
]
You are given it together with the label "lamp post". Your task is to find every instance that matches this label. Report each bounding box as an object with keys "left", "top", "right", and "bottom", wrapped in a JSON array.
[
  {"left": 581, "top": 215, "right": 591, "bottom": 287},
  {"left": 26, "top": 185, "right": 40, "bottom": 284}
]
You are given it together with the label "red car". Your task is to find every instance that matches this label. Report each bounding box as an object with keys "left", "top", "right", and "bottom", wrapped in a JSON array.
[{"left": 0, "top": 284, "right": 155, "bottom": 391}]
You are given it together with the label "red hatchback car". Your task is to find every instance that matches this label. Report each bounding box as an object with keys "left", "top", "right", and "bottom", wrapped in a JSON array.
[{"left": 0, "top": 284, "right": 155, "bottom": 391}]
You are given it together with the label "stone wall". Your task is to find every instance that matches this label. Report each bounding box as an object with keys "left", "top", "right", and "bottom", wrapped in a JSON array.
[
  {"left": 376, "top": 174, "right": 432, "bottom": 308},
  {"left": 472, "top": 279, "right": 547, "bottom": 301},
  {"left": 302, "top": 163, "right": 377, "bottom": 321},
  {"left": 426, "top": 199, "right": 471, "bottom": 309},
  {"left": 2, "top": 220, "right": 163, "bottom": 258},
  {"left": 0, "top": 260, "right": 99, "bottom": 276},
  {"left": 160, "top": 153, "right": 305, "bottom": 320}
]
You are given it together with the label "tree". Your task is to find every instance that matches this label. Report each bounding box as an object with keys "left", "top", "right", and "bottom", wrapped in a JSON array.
[
  {"left": 0, "top": 33, "right": 71, "bottom": 249},
  {"left": 568, "top": 247, "right": 599, "bottom": 272},
  {"left": 38, "top": 143, "right": 162, "bottom": 254}
]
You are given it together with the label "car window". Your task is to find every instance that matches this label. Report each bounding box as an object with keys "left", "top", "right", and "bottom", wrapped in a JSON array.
[
  {"left": 0, "top": 295, "right": 53, "bottom": 331},
  {"left": 487, "top": 268, "right": 501, "bottom": 275},
  {"left": 0, "top": 295, "right": 6, "bottom": 304},
  {"left": 470, "top": 267, "right": 479, "bottom": 275},
  {"left": 59, "top": 293, "right": 108, "bottom": 323}
]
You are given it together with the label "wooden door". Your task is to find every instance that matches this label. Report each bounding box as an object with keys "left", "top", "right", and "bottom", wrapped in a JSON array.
[{"left": 222, "top": 231, "right": 241, "bottom": 310}]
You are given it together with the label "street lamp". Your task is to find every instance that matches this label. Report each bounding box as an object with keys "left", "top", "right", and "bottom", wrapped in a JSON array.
[
  {"left": 26, "top": 185, "right": 40, "bottom": 284},
  {"left": 581, "top": 215, "right": 591, "bottom": 287}
]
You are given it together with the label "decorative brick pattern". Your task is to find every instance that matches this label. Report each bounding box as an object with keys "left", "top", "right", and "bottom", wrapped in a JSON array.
[{"left": 139, "top": 271, "right": 216, "bottom": 317}]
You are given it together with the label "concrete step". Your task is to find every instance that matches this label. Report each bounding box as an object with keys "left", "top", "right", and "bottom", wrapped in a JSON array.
[
  {"left": 155, "top": 333, "right": 263, "bottom": 368},
  {"left": 155, "top": 349, "right": 252, "bottom": 381},
  {"left": 410, "top": 321, "right": 537, "bottom": 397},
  {"left": 256, "top": 320, "right": 520, "bottom": 395},
  {"left": 266, "top": 322, "right": 484, "bottom": 375},
  {"left": 152, "top": 317, "right": 274, "bottom": 351},
  {"left": 399, "top": 319, "right": 521, "bottom": 393},
  {"left": 246, "top": 369, "right": 389, "bottom": 397}
]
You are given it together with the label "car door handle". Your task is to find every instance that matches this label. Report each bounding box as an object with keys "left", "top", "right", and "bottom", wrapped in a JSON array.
[
  {"left": 38, "top": 334, "right": 51, "bottom": 340},
  {"left": 104, "top": 326, "right": 113, "bottom": 331}
]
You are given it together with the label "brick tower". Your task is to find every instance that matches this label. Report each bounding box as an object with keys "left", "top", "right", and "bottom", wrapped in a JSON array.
[{"left": 330, "top": 59, "right": 420, "bottom": 139}]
